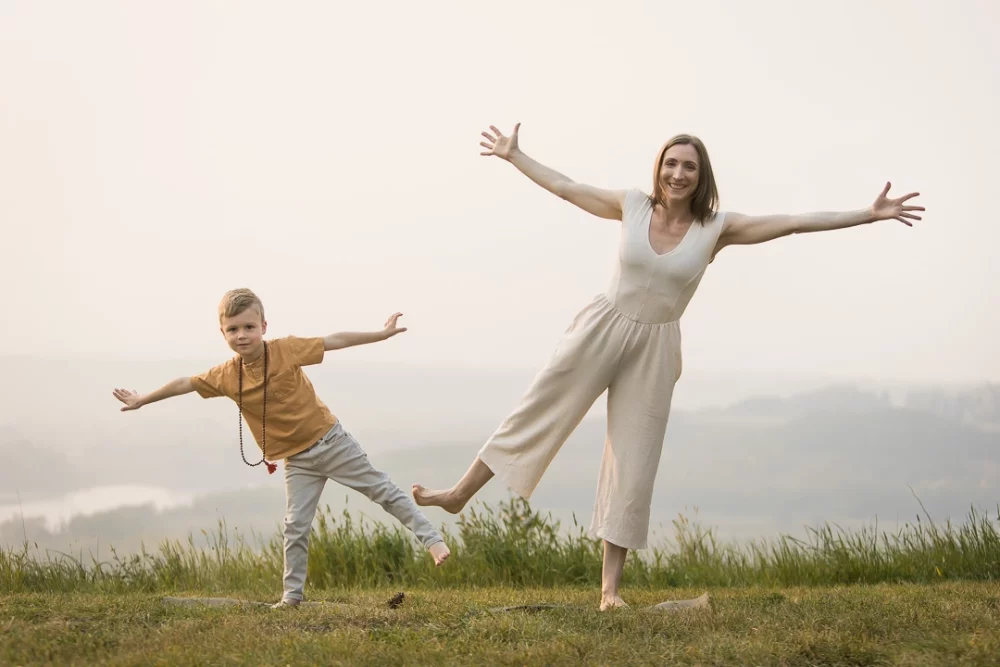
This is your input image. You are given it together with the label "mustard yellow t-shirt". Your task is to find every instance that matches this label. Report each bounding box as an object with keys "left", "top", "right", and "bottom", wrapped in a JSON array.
[{"left": 190, "top": 336, "right": 338, "bottom": 461}]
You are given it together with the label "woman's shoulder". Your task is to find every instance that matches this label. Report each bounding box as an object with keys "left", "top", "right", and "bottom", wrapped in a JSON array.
[{"left": 622, "top": 189, "right": 653, "bottom": 219}]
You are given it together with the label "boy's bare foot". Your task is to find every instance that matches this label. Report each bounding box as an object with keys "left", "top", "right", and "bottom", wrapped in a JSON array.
[
  {"left": 412, "top": 484, "right": 467, "bottom": 514},
  {"left": 428, "top": 541, "right": 451, "bottom": 566},
  {"left": 270, "top": 599, "right": 300, "bottom": 609},
  {"left": 599, "top": 595, "right": 629, "bottom": 612}
]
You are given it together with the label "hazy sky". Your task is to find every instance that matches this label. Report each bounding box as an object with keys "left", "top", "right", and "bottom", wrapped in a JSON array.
[{"left": 2, "top": 0, "right": 997, "bottom": 385}]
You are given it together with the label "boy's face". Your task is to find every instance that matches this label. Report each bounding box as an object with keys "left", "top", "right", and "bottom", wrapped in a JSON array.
[{"left": 220, "top": 307, "right": 267, "bottom": 359}]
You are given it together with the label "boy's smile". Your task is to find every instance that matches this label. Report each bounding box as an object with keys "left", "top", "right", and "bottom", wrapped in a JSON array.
[{"left": 220, "top": 308, "right": 268, "bottom": 361}]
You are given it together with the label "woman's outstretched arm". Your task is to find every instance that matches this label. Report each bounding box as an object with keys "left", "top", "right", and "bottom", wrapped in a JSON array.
[
  {"left": 717, "top": 182, "right": 924, "bottom": 251},
  {"left": 481, "top": 123, "right": 627, "bottom": 221}
]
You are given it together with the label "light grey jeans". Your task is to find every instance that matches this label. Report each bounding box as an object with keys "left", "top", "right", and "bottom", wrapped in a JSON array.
[{"left": 280, "top": 421, "right": 443, "bottom": 602}]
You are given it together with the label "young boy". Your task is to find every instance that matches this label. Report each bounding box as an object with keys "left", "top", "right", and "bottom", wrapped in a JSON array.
[{"left": 112, "top": 288, "right": 450, "bottom": 608}]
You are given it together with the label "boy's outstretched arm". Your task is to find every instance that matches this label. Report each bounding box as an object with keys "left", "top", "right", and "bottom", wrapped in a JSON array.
[
  {"left": 113, "top": 377, "right": 195, "bottom": 411},
  {"left": 324, "top": 312, "right": 407, "bottom": 351}
]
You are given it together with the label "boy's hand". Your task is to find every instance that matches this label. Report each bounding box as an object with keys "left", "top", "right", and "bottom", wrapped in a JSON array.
[
  {"left": 324, "top": 316, "right": 408, "bottom": 351},
  {"left": 113, "top": 388, "right": 144, "bottom": 411},
  {"left": 383, "top": 312, "right": 407, "bottom": 338}
]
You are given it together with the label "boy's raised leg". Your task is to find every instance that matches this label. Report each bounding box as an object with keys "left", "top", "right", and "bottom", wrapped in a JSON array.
[{"left": 315, "top": 423, "right": 450, "bottom": 565}]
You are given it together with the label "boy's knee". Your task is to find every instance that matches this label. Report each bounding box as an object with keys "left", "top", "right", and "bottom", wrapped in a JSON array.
[
  {"left": 283, "top": 518, "right": 312, "bottom": 542},
  {"left": 368, "top": 488, "right": 394, "bottom": 507},
  {"left": 369, "top": 484, "right": 405, "bottom": 508}
]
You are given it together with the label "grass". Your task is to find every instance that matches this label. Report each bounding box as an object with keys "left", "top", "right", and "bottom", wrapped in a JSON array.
[
  {"left": 3, "top": 583, "right": 999, "bottom": 665},
  {"left": 3, "top": 497, "right": 999, "bottom": 594},
  {"left": 3, "top": 498, "right": 999, "bottom": 664}
]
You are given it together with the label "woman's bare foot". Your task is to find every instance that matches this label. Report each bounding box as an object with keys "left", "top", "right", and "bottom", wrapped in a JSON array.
[
  {"left": 412, "top": 485, "right": 468, "bottom": 514},
  {"left": 428, "top": 541, "right": 451, "bottom": 566},
  {"left": 599, "top": 541, "right": 630, "bottom": 611},
  {"left": 599, "top": 594, "right": 629, "bottom": 612},
  {"left": 412, "top": 458, "right": 493, "bottom": 514}
]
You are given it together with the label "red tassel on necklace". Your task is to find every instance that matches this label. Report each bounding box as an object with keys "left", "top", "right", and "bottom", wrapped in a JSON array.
[{"left": 266, "top": 461, "right": 277, "bottom": 475}]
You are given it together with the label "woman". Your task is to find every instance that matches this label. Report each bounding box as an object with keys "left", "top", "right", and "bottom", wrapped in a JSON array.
[{"left": 413, "top": 123, "right": 923, "bottom": 610}]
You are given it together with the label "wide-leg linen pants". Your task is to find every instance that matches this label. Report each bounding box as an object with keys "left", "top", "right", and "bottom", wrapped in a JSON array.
[{"left": 478, "top": 293, "right": 681, "bottom": 550}]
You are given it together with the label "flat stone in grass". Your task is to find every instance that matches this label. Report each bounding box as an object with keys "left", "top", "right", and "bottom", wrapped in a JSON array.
[
  {"left": 485, "top": 593, "right": 711, "bottom": 614},
  {"left": 160, "top": 593, "right": 406, "bottom": 611},
  {"left": 161, "top": 596, "right": 348, "bottom": 610},
  {"left": 648, "top": 592, "right": 711, "bottom": 612}
]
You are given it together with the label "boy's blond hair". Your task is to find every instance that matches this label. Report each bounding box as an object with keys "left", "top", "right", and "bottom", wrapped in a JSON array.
[{"left": 219, "top": 288, "right": 265, "bottom": 323}]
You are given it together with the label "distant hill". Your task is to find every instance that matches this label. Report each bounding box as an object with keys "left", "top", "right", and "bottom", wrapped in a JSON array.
[{"left": 901, "top": 383, "right": 1000, "bottom": 428}]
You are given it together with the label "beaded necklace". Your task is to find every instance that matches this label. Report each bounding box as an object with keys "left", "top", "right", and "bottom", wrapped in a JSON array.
[{"left": 237, "top": 343, "right": 277, "bottom": 474}]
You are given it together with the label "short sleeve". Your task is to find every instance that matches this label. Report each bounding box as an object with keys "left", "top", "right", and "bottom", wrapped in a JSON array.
[
  {"left": 715, "top": 211, "right": 729, "bottom": 233},
  {"left": 707, "top": 211, "right": 729, "bottom": 264},
  {"left": 272, "top": 336, "right": 325, "bottom": 367},
  {"left": 191, "top": 362, "right": 230, "bottom": 399},
  {"left": 622, "top": 189, "right": 652, "bottom": 225}
]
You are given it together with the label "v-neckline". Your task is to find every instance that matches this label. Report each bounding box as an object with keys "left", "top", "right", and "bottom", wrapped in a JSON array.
[{"left": 645, "top": 208, "right": 696, "bottom": 257}]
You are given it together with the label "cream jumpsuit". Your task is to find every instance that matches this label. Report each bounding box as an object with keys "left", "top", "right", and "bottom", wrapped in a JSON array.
[{"left": 478, "top": 189, "right": 728, "bottom": 550}]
